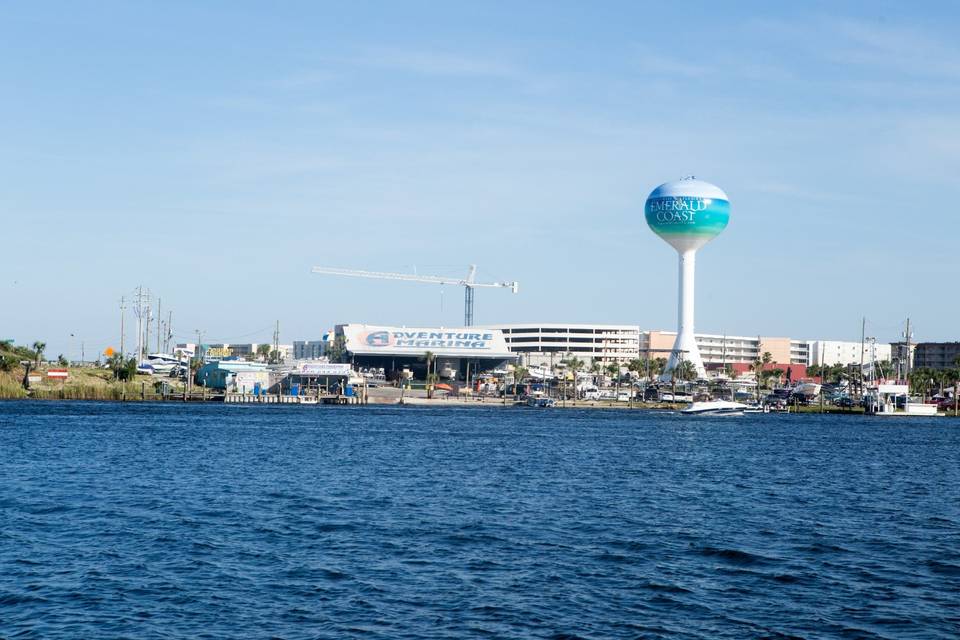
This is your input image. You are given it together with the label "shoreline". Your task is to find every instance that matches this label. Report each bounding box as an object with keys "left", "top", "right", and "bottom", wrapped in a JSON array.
[{"left": 0, "top": 394, "right": 910, "bottom": 416}]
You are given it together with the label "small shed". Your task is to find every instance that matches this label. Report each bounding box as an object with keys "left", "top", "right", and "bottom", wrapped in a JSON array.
[{"left": 196, "top": 361, "right": 270, "bottom": 392}]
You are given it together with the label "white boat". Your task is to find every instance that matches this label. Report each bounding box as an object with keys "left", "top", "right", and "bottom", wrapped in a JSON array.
[
  {"left": 524, "top": 396, "right": 555, "bottom": 408},
  {"left": 865, "top": 383, "right": 940, "bottom": 417},
  {"left": 681, "top": 399, "right": 751, "bottom": 415},
  {"left": 141, "top": 353, "right": 186, "bottom": 376},
  {"left": 792, "top": 382, "right": 822, "bottom": 399}
]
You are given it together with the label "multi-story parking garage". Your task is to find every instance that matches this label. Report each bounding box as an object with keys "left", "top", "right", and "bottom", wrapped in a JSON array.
[{"left": 478, "top": 324, "right": 642, "bottom": 367}]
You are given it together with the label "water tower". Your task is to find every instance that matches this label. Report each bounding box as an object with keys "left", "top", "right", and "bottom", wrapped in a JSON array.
[{"left": 645, "top": 177, "right": 730, "bottom": 379}]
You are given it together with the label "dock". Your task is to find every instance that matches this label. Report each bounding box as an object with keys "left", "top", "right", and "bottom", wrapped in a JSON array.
[{"left": 223, "top": 392, "right": 363, "bottom": 405}]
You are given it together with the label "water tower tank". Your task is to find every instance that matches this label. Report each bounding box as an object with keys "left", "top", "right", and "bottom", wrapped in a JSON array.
[{"left": 644, "top": 177, "right": 730, "bottom": 379}]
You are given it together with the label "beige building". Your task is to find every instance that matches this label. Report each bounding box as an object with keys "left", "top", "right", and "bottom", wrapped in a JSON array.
[
  {"left": 483, "top": 324, "right": 813, "bottom": 369},
  {"left": 641, "top": 331, "right": 809, "bottom": 367}
]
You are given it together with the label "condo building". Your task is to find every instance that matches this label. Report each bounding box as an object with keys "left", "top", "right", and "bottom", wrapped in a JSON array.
[
  {"left": 912, "top": 342, "right": 960, "bottom": 370},
  {"left": 808, "top": 340, "right": 892, "bottom": 367},
  {"left": 642, "top": 331, "right": 810, "bottom": 368}
]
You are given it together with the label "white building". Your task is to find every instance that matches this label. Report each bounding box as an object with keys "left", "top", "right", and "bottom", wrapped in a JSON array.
[
  {"left": 476, "top": 322, "right": 891, "bottom": 372},
  {"left": 808, "top": 340, "right": 891, "bottom": 367},
  {"left": 293, "top": 340, "right": 327, "bottom": 360},
  {"left": 480, "top": 324, "right": 641, "bottom": 367},
  {"left": 174, "top": 342, "right": 293, "bottom": 362}
]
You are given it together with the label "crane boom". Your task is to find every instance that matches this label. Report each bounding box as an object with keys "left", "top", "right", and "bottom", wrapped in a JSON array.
[
  {"left": 310, "top": 266, "right": 516, "bottom": 290},
  {"left": 310, "top": 264, "right": 519, "bottom": 326}
]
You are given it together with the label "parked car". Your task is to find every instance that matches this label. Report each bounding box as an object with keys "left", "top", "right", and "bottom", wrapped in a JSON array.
[
  {"left": 936, "top": 397, "right": 957, "bottom": 412},
  {"left": 835, "top": 396, "right": 855, "bottom": 408}
]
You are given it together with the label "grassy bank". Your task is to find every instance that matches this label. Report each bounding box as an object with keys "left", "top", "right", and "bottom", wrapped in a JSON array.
[{"left": 0, "top": 366, "right": 188, "bottom": 401}]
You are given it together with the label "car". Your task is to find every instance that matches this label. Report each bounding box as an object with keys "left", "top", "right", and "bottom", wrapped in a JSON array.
[
  {"left": 580, "top": 387, "right": 600, "bottom": 400},
  {"left": 835, "top": 396, "right": 855, "bottom": 408},
  {"left": 936, "top": 397, "right": 957, "bottom": 412}
]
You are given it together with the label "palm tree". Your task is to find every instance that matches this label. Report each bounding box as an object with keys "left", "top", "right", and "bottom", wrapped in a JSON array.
[
  {"left": 422, "top": 351, "right": 436, "bottom": 398},
  {"left": 909, "top": 367, "right": 933, "bottom": 397},
  {"left": 752, "top": 358, "right": 764, "bottom": 400},
  {"left": 256, "top": 344, "right": 271, "bottom": 362},
  {"left": 607, "top": 361, "right": 621, "bottom": 401},
  {"left": 512, "top": 364, "right": 528, "bottom": 400},
  {"left": 32, "top": 341, "right": 46, "bottom": 368},
  {"left": 605, "top": 361, "right": 619, "bottom": 380},
  {"left": 936, "top": 368, "right": 953, "bottom": 397},
  {"left": 326, "top": 335, "right": 346, "bottom": 363},
  {"left": 770, "top": 368, "right": 785, "bottom": 388},
  {"left": 562, "top": 356, "right": 584, "bottom": 400},
  {"left": 950, "top": 360, "right": 960, "bottom": 415},
  {"left": 674, "top": 360, "right": 696, "bottom": 382},
  {"left": 651, "top": 357, "right": 667, "bottom": 381}
]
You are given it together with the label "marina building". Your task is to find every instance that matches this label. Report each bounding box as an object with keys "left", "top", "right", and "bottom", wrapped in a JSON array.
[
  {"left": 913, "top": 342, "right": 960, "bottom": 370},
  {"left": 808, "top": 340, "right": 892, "bottom": 367},
  {"left": 335, "top": 323, "right": 516, "bottom": 380}
]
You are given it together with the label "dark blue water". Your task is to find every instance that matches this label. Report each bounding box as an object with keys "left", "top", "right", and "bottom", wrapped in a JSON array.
[{"left": 2, "top": 402, "right": 959, "bottom": 639}]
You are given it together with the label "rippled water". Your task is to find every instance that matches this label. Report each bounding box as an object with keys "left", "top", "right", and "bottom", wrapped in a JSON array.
[{"left": 2, "top": 401, "right": 959, "bottom": 638}]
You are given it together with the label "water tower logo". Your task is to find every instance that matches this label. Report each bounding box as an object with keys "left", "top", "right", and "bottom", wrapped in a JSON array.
[
  {"left": 646, "top": 195, "right": 729, "bottom": 245},
  {"left": 645, "top": 178, "right": 730, "bottom": 379}
]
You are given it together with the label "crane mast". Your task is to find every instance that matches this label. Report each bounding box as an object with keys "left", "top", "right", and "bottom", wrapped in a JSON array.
[{"left": 310, "top": 264, "right": 518, "bottom": 326}]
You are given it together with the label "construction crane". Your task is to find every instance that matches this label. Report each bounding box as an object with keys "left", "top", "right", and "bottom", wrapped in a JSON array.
[{"left": 310, "top": 264, "right": 519, "bottom": 327}]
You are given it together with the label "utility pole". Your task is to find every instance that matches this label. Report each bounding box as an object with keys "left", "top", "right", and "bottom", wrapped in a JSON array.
[
  {"left": 721, "top": 332, "right": 727, "bottom": 370},
  {"left": 859, "top": 316, "right": 865, "bottom": 399},
  {"left": 144, "top": 295, "right": 151, "bottom": 359},
  {"left": 273, "top": 320, "right": 280, "bottom": 364},
  {"left": 904, "top": 317, "right": 912, "bottom": 384},
  {"left": 119, "top": 296, "right": 126, "bottom": 360},
  {"left": 132, "top": 286, "right": 152, "bottom": 363},
  {"left": 134, "top": 287, "right": 143, "bottom": 363}
]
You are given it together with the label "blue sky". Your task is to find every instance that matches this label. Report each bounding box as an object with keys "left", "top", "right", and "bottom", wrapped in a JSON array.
[{"left": 3, "top": 1, "right": 959, "bottom": 359}]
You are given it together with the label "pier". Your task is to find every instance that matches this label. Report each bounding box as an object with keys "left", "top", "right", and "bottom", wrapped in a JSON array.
[{"left": 223, "top": 392, "right": 363, "bottom": 405}]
